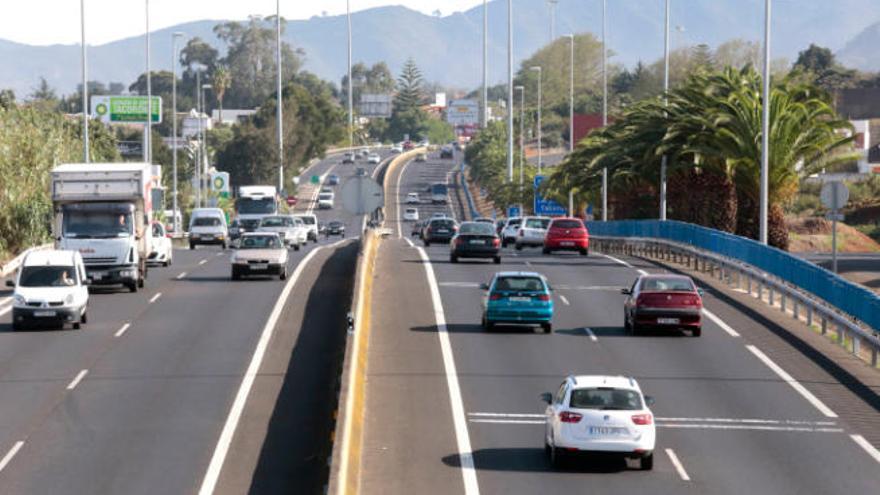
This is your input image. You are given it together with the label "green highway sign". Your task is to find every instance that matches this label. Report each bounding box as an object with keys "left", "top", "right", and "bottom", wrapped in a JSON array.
[
  {"left": 311, "top": 175, "right": 321, "bottom": 185},
  {"left": 91, "top": 95, "right": 162, "bottom": 124}
]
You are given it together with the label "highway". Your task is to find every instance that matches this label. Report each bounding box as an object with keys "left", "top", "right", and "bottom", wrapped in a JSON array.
[
  {"left": 0, "top": 149, "right": 389, "bottom": 494},
  {"left": 359, "top": 150, "right": 880, "bottom": 494}
]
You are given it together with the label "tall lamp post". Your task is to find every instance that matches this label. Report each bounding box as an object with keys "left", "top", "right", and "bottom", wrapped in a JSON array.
[
  {"left": 601, "top": 0, "right": 608, "bottom": 221},
  {"left": 482, "top": 0, "right": 488, "bottom": 128},
  {"left": 515, "top": 85, "right": 525, "bottom": 209},
  {"left": 145, "top": 0, "right": 152, "bottom": 163},
  {"left": 530, "top": 66, "right": 542, "bottom": 175},
  {"left": 276, "top": 0, "right": 284, "bottom": 193},
  {"left": 171, "top": 32, "right": 185, "bottom": 233},
  {"left": 201, "top": 84, "right": 212, "bottom": 206},
  {"left": 760, "top": 0, "right": 772, "bottom": 245},
  {"left": 506, "top": 0, "right": 514, "bottom": 182},
  {"left": 80, "top": 0, "right": 89, "bottom": 163},
  {"left": 660, "top": 0, "right": 670, "bottom": 221},
  {"left": 548, "top": 0, "right": 559, "bottom": 42},
  {"left": 347, "top": 0, "right": 354, "bottom": 146},
  {"left": 565, "top": 34, "right": 574, "bottom": 154}
]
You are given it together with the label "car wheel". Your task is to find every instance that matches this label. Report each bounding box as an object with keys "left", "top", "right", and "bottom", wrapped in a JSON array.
[
  {"left": 693, "top": 327, "right": 702, "bottom": 337},
  {"left": 450, "top": 254, "right": 458, "bottom": 263},
  {"left": 11, "top": 321, "right": 22, "bottom": 332},
  {"left": 493, "top": 256, "right": 501, "bottom": 264},
  {"left": 80, "top": 310, "right": 88, "bottom": 324},
  {"left": 580, "top": 248, "right": 588, "bottom": 256},
  {"left": 640, "top": 452, "right": 654, "bottom": 471},
  {"left": 73, "top": 321, "right": 81, "bottom": 330},
  {"left": 542, "top": 322, "right": 552, "bottom": 334},
  {"left": 280, "top": 268, "right": 288, "bottom": 281},
  {"left": 631, "top": 322, "right": 640, "bottom": 336},
  {"left": 423, "top": 240, "right": 430, "bottom": 247},
  {"left": 138, "top": 276, "right": 145, "bottom": 289},
  {"left": 231, "top": 270, "right": 240, "bottom": 281},
  {"left": 515, "top": 243, "right": 523, "bottom": 251},
  {"left": 128, "top": 282, "right": 138, "bottom": 293},
  {"left": 294, "top": 243, "right": 301, "bottom": 251},
  {"left": 542, "top": 247, "right": 551, "bottom": 255},
  {"left": 623, "top": 313, "right": 631, "bottom": 333},
  {"left": 189, "top": 242, "right": 195, "bottom": 250},
  {"left": 550, "top": 444, "right": 564, "bottom": 469},
  {"left": 501, "top": 239, "right": 508, "bottom": 248}
]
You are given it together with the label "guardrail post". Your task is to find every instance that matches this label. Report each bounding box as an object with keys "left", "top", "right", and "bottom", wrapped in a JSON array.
[
  {"left": 768, "top": 286, "right": 774, "bottom": 307},
  {"left": 836, "top": 323, "right": 843, "bottom": 346},
  {"left": 792, "top": 299, "right": 798, "bottom": 320},
  {"left": 806, "top": 306, "right": 813, "bottom": 328},
  {"left": 872, "top": 348, "right": 878, "bottom": 368},
  {"left": 780, "top": 293, "right": 787, "bottom": 314},
  {"left": 747, "top": 275, "right": 752, "bottom": 295},
  {"left": 757, "top": 281, "right": 763, "bottom": 300},
  {"left": 821, "top": 316, "right": 827, "bottom": 335},
  {"left": 852, "top": 333, "right": 860, "bottom": 356}
]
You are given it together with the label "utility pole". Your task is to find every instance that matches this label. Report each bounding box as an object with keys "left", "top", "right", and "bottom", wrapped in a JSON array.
[
  {"left": 515, "top": 85, "right": 525, "bottom": 206},
  {"left": 172, "top": 32, "right": 184, "bottom": 233},
  {"left": 660, "top": 0, "right": 670, "bottom": 221},
  {"left": 482, "top": 0, "right": 488, "bottom": 128},
  {"left": 348, "top": 0, "right": 354, "bottom": 147},
  {"left": 760, "top": 0, "right": 772, "bottom": 244},
  {"left": 202, "top": 84, "right": 212, "bottom": 206},
  {"left": 80, "top": 0, "right": 89, "bottom": 163},
  {"left": 566, "top": 34, "right": 574, "bottom": 154},
  {"left": 530, "top": 66, "right": 543, "bottom": 175},
  {"left": 507, "top": 0, "right": 514, "bottom": 182},
  {"left": 145, "top": 0, "right": 152, "bottom": 164},
  {"left": 601, "top": 0, "right": 608, "bottom": 221},
  {"left": 195, "top": 69, "right": 202, "bottom": 208},
  {"left": 277, "top": 0, "right": 285, "bottom": 193}
]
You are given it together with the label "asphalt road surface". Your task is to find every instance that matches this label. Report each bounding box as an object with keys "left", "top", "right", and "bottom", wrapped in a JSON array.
[
  {"left": 360, "top": 149, "right": 880, "bottom": 494},
  {"left": 0, "top": 149, "right": 389, "bottom": 494}
]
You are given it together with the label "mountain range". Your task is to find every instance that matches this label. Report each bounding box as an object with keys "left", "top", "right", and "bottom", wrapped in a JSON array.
[{"left": 1, "top": 0, "right": 879, "bottom": 100}]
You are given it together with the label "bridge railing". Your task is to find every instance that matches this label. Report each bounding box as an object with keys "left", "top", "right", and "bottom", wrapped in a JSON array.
[{"left": 586, "top": 220, "right": 880, "bottom": 365}]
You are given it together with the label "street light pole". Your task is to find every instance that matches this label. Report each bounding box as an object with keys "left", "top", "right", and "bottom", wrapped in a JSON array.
[
  {"left": 145, "top": 0, "right": 152, "bottom": 164},
  {"left": 277, "top": 0, "right": 284, "bottom": 193},
  {"left": 760, "top": 0, "right": 772, "bottom": 245},
  {"left": 507, "top": 0, "right": 513, "bottom": 182},
  {"left": 530, "top": 66, "right": 543, "bottom": 175},
  {"left": 548, "top": 0, "right": 559, "bottom": 42},
  {"left": 172, "top": 32, "right": 184, "bottom": 234},
  {"left": 195, "top": 69, "right": 202, "bottom": 208},
  {"left": 566, "top": 34, "right": 574, "bottom": 154},
  {"left": 601, "top": 0, "right": 608, "bottom": 221},
  {"left": 202, "top": 84, "right": 212, "bottom": 206},
  {"left": 515, "top": 85, "right": 525, "bottom": 199},
  {"left": 482, "top": 0, "right": 488, "bottom": 128},
  {"left": 80, "top": 0, "right": 89, "bottom": 163},
  {"left": 347, "top": 0, "right": 354, "bottom": 146},
  {"left": 660, "top": 0, "right": 670, "bottom": 221}
]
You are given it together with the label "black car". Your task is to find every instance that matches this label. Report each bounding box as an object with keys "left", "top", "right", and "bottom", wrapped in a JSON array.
[
  {"left": 229, "top": 219, "right": 243, "bottom": 241},
  {"left": 450, "top": 222, "right": 501, "bottom": 264},
  {"left": 422, "top": 218, "right": 458, "bottom": 246},
  {"left": 342, "top": 153, "right": 355, "bottom": 164},
  {"left": 440, "top": 146, "right": 454, "bottom": 159},
  {"left": 325, "top": 220, "right": 346, "bottom": 237}
]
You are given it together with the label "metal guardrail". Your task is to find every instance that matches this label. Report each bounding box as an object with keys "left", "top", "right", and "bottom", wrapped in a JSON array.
[
  {"left": 0, "top": 243, "right": 53, "bottom": 278},
  {"left": 587, "top": 222, "right": 880, "bottom": 367},
  {"left": 459, "top": 163, "right": 480, "bottom": 220}
]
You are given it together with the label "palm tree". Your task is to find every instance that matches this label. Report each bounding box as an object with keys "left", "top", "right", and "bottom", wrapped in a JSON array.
[{"left": 212, "top": 65, "right": 232, "bottom": 124}]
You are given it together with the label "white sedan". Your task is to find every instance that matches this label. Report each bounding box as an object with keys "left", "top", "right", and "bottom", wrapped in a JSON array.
[
  {"left": 148, "top": 222, "right": 173, "bottom": 266},
  {"left": 406, "top": 192, "right": 421, "bottom": 204},
  {"left": 543, "top": 375, "right": 656, "bottom": 470},
  {"left": 403, "top": 207, "right": 419, "bottom": 221},
  {"left": 367, "top": 153, "right": 381, "bottom": 164}
]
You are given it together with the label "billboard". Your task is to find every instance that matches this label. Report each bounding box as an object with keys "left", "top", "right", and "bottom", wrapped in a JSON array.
[
  {"left": 446, "top": 99, "right": 479, "bottom": 126},
  {"left": 91, "top": 95, "right": 162, "bottom": 124},
  {"left": 359, "top": 94, "right": 393, "bottom": 118}
]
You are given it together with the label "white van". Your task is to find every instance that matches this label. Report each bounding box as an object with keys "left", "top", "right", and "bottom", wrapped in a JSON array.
[
  {"left": 293, "top": 214, "right": 319, "bottom": 242},
  {"left": 317, "top": 192, "right": 335, "bottom": 210},
  {"left": 7, "top": 250, "right": 90, "bottom": 331},
  {"left": 189, "top": 208, "right": 228, "bottom": 249}
]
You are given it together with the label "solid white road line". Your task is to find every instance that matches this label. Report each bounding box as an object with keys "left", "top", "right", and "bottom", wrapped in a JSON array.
[
  {"left": 114, "top": 323, "right": 131, "bottom": 338},
  {"left": 745, "top": 345, "right": 838, "bottom": 418},
  {"left": 395, "top": 155, "right": 415, "bottom": 239},
  {"left": 149, "top": 293, "right": 162, "bottom": 304},
  {"left": 176, "top": 272, "right": 187, "bottom": 280},
  {"left": 583, "top": 327, "right": 598, "bottom": 342},
  {"left": 665, "top": 448, "right": 691, "bottom": 481},
  {"left": 198, "top": 247, "right": 325, "bottom": 495},
  {"left": 558, "top": 294, "right": 570, "bottom": 305},
  {"left": 468, "top": 412, "right": 544, "bottom": 418},
  {"left": 66, "top": 369, "right": 88, "bottom": 390},
  {"left": 199, "top": 259, "right": 208, "bottom": 266},
  {"left": 701, "top": 308, "right": 741, "bottom": 337},
  {"left": 0, "top": 441, "right": 24, "bottom": 473},
  {"left": 657, "top": 423, "right": 843, "bottom": 433},
  {"left": 470, "top": 419, "right": 544, "bottom": 425},
  {"left": 415, "top": 246, "right": 480, "bottom": 495},
  {"left": 404, "top": 237, "right": 415, "bottom": 248},
  {"left": 850, "top": 434, "right": 880, "bottom": 464},
  {"left": 603, "top": 254, "right": 633, "bottom": 268},
  {"left": 657, "top": 417, "right": 836, "bottom": 426}
]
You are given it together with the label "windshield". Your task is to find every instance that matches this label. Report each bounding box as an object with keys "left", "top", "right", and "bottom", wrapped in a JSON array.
[
  {"left": 297, "top": 216, "right": 316, "bottom": 225},
  {"left": 319, "top": 193, "right": 333, "bottom": 200},
  {"left": 237, "top": 197, "right": 276, "bottom": 215},
  {"left": 525, "top": 218, "right": 551, "bottom": 229},
  {"left": 431, "top": 184, "right": 448, "bottom": 195},
  {"left": 19, "top": 266, "right": 78, "bottom": 287},
  {"left": 261, "top": 217, "right": 290, "bottom": 227},
  {"left": 493, "top": 276, "right": 546, "bottom": 292},
  {"left": 640, "top": 278, "right": 696, "bottom": 292},
  {"left": 459, "top": 223, "right": 495, "bottom": 235},
  {"left": 551, "top": 220, "right": 583, "bottom": 229},
  {"left": 240, "top": 235, "right": 281, "bottom": 249},
  {"left": 569, "top": 388, "right": 643, "bottom": 410},
  {"left": 430, "top": 219, "right": 456, "bottom": 229},
  {"left": 193, "top": 217, "right": 222, "bottom": 227},
  {"left": 63, "top": 210, "right": 133, "bottom": 238},
  {"left": 506, "top": 218, "right": 521, "bottom": 227}
]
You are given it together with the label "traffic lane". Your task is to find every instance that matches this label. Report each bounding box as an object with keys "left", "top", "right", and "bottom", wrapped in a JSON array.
[
  {"left": 214, "top": 241, "right": 358, "bottom": 494},
  {"left": 425, "top": 246, "right": 879, "bottom": 493},
  {"left": 0, "top": 247, "right": 233, "bottom": 462},
  {"left": 393, "top": 155, "right": 459, "bottom": 238},
  {"left": 0, "top": 244, "right": 316, "bottom": 494},
  {"left": 312, "top": 155, "right": 387, "bottom": 238},
  {"left": 360, "top": 239, "right": 465, "bottom": 495}
]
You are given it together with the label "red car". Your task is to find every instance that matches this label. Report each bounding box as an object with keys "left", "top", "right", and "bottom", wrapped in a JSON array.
[
  {"left": 403, "top": 141, "right": 415, "bottom": 151},
  {"left": 622, "top": 274, "right": 703, "bottom": 337},
  {"left": 543, "top": 218, "right": 589, "bottom": 255}
]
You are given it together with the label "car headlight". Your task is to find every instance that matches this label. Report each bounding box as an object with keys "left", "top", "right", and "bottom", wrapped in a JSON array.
[
  {"left": 13, "top": 294, "right": 26, "bottom": 306},
  {"left": 65, "top": 294, "right": 74, "bottom": 305}
]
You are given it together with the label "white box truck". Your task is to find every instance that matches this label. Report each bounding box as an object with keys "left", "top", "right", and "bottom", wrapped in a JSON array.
[
  {"left": 51, "top": 163, "right": 153, "bottom": 292},
  {"left": 235, "top": 185, "right": 278, "bottom": 233}
]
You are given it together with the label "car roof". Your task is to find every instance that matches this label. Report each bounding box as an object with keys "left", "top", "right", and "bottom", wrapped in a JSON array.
[
  {"left": 523, "top": 216, "right": 552, "bottom": 220},
  {"left": 493, "top": 271, "right": 545, "bottom": 279},
  {"left": 242, "top": 232, "right": 280, "bottom": 238},
  {"left": 639, "top": 273, "right": 691, "bottom": 280},
  {"left": 567, "top": 375, "right": 642, "bottom": 392},
  {"left": 23, "top": 250, "right": 80, "bottom": 267}
]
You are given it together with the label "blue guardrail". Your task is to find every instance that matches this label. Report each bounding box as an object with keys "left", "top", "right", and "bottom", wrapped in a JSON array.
[
  {"left": 586, "top": 220, "right": 880, "bottom": 332},
  {"left": 459, "top": 163, "right": 480, "bottom": 220}
]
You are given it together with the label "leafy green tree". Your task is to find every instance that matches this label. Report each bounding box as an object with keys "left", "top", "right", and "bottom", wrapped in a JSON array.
[{"left": 394, "top": 58, "right": 426, "bottom": 110}]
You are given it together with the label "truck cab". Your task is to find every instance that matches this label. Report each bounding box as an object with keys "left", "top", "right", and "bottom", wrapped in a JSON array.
[
  {"left": 236, "top": 186, "right": 278, "bottom": 232},
  {"left": 51, "top": 163, "right": 152, "bottom": 293}
]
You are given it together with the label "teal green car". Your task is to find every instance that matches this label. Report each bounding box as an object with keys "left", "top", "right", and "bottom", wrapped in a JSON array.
[{"left": 481, "top": 272, "right": 554, "bottom": 333}]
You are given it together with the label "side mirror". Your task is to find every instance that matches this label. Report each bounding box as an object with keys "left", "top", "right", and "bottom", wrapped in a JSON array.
[
  {"left": 644, "top": 395, "right": 656, "bottom": 407},
  {"left": 540, "top": 392, "right": 553, "bottom": 404},
  {"left": 620, "top": 288, "right": 632, "bottom": 295},
  {"left": 5, "top": 280, "right": 14, "bottom": 288},
  {"left": 479, "top": 283, "right": 490, "bottom": 291}
]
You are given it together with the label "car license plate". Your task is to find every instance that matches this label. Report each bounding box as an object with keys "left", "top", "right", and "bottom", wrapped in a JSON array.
[
  {"left": 34, "top": 311, "right": 56, "bottom": 317},
  {"left": 509, "top": 296, "right": 530, "bottom": 302},
  {"left": 470, "top": 239, "right": 486, "bottom": 245},
  {"left": 589, "top": 426, "right": 624, "bottom": 436},
  {"left": 437, "top": 229, "right": 448, "bottom": 233},
  {"left": 658, "top": 317, "right": 680, "bottom": 325},
  {"left": 251, "top": 264, "right": 268, "bottom": 270},
  {"left": 91, "top": 272, "right": 106, "bottom": 281},
  {"left": 202, "top": 235, "right": 214, "bottom": 240},
  {"left": 561, "top": 241, "right": 575, "bottom": 246}
]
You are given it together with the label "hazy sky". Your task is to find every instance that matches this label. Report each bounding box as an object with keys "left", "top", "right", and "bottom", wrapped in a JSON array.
[{"left": 0, "top": 0, "right": 485, "bottom": 46}]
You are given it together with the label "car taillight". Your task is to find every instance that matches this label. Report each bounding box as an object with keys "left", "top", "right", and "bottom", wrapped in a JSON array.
[
  {"left": 492, "top": 238, "right": 500, "bottom": 247},
  {"left": 536, "top": 294, "right": 551, "bottom": 301},
  {"left": 489, "top": 293, "right": 504, "bottom": 301},
  {"left": 559, "top": 411, "right": 582, "bottom": 423},
  {"left": 455, "top": 237, "right": 465, "bottom": 246},
  {"left": 632, "top": 413, "right": 653, "bottom": 425}
]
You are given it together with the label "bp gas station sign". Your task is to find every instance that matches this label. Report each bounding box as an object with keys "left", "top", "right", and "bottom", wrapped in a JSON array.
[
  {"left": 91, "top": 96, "right": 162, "bottom": 124},
  {"left": 210, "top": 172, "right": 230, "bottom": 197}
]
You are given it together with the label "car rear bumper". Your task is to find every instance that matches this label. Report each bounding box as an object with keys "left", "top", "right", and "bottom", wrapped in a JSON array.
[
  {"left": 634, "top": 308, "right": 702, "bottom": 328},
  {"left": 545, "top": 238, "right": 589, "bottom": 250},
  {"left": 426, "top": 234, "right": 454, "bottom": 243},
  {"left": 515, "top": 237, "right": 545, "bottom": 247},
  {"left": 555, "top": 431, "right": 655, "bottom": 454},
  {"left": 453, "top": 246, "right": 500, "bottom": 258},
  {"left": 486, "top": 309, "right": 553, "bottom": 324}
]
